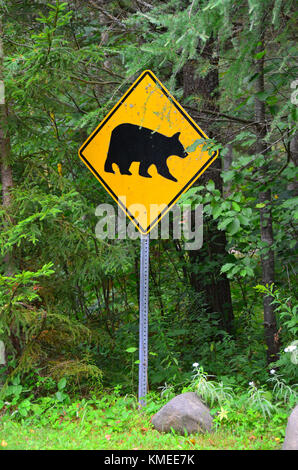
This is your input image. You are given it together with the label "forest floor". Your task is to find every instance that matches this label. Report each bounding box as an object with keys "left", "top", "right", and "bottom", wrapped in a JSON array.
[
  {"left": 0, "top": 422, "right": 283, "bottom": 451},
  {"left": 0, "top": 394, "right": 284, "bottom": 451}
]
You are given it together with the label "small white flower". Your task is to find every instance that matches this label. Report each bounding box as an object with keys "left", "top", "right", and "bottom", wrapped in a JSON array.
[
  {"left": 192, "top": 362, "right": 199, "bottom": 368},
  {"left": 270, "top": 369, "right": 276, "bottom": 375}
]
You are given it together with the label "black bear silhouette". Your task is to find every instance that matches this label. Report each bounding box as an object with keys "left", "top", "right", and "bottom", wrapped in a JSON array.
[{"left": 104, "top": 123, "right": 188, "bottom": 182}]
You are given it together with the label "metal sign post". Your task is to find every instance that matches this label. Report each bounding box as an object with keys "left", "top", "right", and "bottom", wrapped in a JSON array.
[{"left": 138, "top": 233, "right": 149, "bottom": 407}]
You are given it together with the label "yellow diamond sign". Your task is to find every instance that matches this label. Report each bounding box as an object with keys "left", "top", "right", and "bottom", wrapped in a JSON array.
[{"left": 78, "top": 70, "right": 218, "bottom": 234}]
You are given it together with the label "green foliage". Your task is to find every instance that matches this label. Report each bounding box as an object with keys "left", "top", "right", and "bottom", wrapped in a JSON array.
[
  {"left": 246, "top": 382, "right": 276, "bottom": 418},
  {"left": 0, "top": 262, "right": 103, "bottom": 391},
  {"left": 184, "top": 363, "right": 233, "bottom": 407},
  {"left": 0, "top": 387, "right": 288, "bottom": 450},
  {"left": 268, "top": 371, "right": 298, "bottom": 406},
  {"left": 253, "top": 284, "right": 298, "bottom": 381},
  {"left": 254, "top": 284, "right": 298, "bottom": 341},
  {"left": 0, "top": 264, "right": 54, "bottom": 369}
]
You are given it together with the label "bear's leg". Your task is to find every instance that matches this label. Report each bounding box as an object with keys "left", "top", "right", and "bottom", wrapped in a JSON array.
[
  {"left": 157, "top": 163, "right": 177, "bottom": 182},
  {"left": 119, "top": 162, "right": 132, "bottom": 175},
  {"left": 104, "top": 158, "right": 115, "bottom": 174},
  {"left": 139, "top": 161, "right": 152, "bottom": 178}
]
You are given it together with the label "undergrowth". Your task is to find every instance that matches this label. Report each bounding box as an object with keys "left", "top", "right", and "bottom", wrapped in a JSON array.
[{"left": 0, "top": 362, "right": 295, "bottom": 450}]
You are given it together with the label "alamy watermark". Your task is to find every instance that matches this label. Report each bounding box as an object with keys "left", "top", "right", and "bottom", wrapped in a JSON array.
[
  {"left": 290, "top": 79, "right": 298, "bottom": 105},
  {"left": 95, "top": 199, "right": 203, "bottom": 250}
]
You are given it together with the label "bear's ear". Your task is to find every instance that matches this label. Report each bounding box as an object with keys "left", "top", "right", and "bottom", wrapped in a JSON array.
[{"left": 172, "top": 132, "right": 181, "bottom": 140}]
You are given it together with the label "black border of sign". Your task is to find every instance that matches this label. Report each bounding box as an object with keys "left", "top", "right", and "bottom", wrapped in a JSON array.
[{"left": 79, "top": 70, "right": 218, "bottom": 235}]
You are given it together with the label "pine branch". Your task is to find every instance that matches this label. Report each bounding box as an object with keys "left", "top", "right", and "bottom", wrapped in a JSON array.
[
  {"left": 88, "top": 0, "right": 127, "bottom": 29},
  {"left": 185, "top": 105, "right": 256, "bottom": 125}
]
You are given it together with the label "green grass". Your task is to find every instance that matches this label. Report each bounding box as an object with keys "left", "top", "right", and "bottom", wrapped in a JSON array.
[
  {"left": 0, "top": 394, "right": 285, "bottom": 450},
  {"left": 0, "top": 422, "right": 283, "bottom": 451}
]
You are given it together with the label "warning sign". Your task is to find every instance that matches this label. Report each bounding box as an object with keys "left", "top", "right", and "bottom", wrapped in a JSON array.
[{"left": 78, "top": 70, "right": 218, "bottom": 234}]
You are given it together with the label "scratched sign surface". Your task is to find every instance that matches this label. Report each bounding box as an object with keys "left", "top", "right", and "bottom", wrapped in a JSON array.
[{"left": 78, "top": 70, "right": 218, "bottom": 234}]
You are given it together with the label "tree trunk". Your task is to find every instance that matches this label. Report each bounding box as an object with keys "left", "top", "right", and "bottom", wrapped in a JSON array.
[
  {"left": 288, "top": 132, "right": 298, "bottom": 196},
  {"left": 182, "top": 37, "right": 234, "bottom": 334},
  {"left": 0, "top": 17, "right": 14, "bottom": 276},
  {"left": 254, "top": 22, "right": 279, "bottom": 364}
]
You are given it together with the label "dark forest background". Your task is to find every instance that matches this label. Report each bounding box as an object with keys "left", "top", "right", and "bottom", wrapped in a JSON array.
[{"left": 0, "top": 0, "right": 297, "bottom": 399}]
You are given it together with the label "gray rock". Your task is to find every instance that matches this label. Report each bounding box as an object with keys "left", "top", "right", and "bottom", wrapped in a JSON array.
[
  {"left": 282, "top": 404, "right": 298, "bottom": 450},
  {"left": 152, "top": 392, "right": 213, "bottom": 435}
]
